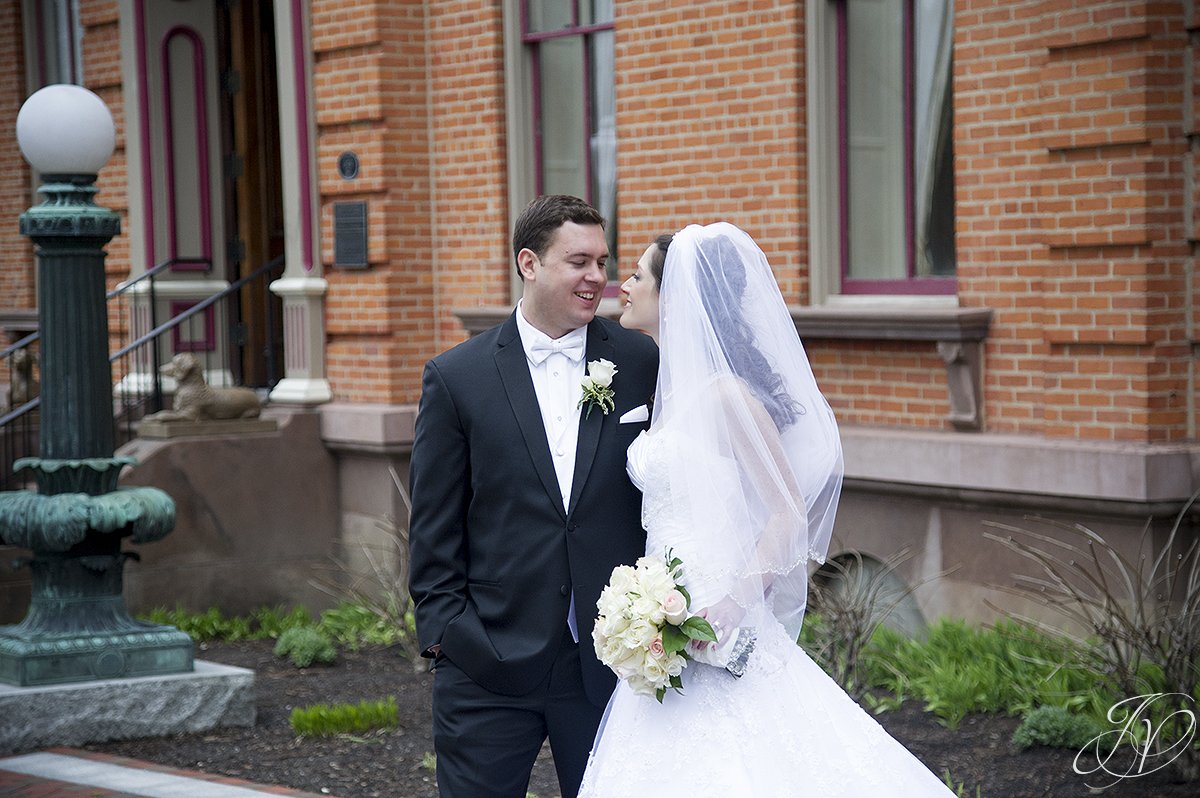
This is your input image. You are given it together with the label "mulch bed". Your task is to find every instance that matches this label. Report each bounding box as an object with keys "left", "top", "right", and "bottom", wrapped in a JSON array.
[{"left": 80, "top": 639, "right": 1191, "bottom": 798}]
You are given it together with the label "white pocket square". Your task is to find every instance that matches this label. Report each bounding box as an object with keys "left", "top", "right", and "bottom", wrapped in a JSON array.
[{"left": 619, "top": 404, "right": 649, "bottom": 424}]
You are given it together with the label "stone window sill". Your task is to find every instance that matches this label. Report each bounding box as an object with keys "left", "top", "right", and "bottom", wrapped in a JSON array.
[{"left": 454, "top": 304, "right": 993, "bottom": 430}]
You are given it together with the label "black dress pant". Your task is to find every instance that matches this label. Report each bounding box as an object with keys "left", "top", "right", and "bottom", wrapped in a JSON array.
[{"left": 431, "top": 632, "right": 605, "bottom": 798}]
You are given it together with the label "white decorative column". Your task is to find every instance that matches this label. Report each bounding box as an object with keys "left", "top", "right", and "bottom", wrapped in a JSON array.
[{"left": 268, "top": 0, "right": 330, "bottom": 405}]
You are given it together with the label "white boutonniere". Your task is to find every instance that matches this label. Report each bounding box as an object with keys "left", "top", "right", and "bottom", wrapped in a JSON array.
[{"left": 579, "top": 359, "right": 618, "bottom": 418}]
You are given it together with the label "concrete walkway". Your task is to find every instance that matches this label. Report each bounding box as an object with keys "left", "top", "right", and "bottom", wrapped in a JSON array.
[{"left": 0, "top": 749, "right": 335, "bottom": 797}]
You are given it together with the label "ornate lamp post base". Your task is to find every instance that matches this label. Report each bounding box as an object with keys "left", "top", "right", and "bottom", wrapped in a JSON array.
[
  {"left": 0, "top": 458, "right": 188, "bottom": 687},
  {"left": 0, "top": 554, "right": 194, "bottom": 685}
]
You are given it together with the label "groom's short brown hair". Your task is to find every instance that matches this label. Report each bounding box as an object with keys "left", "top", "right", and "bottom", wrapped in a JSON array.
[{"left": 512, "top": 195, "right": 605, "bottom": 277}]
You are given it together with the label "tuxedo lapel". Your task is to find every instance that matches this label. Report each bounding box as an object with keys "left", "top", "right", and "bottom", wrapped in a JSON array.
[
  {"left": 494, "top": 314, "right": 567, "bottom": 521},
  {"left": 567, "top": 321, "right": 614, "bottom": 517}
]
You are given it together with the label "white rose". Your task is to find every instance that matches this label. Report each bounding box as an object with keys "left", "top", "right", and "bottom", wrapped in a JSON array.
[
  {"left": 607, "top": 565, "right": 638, "bottom": 595},
  {"left": 631, "top": 594, "right": 663, "bottom": 625},
  {"left": 633, "top": 555, "right": 659, "bottom": 573},
  {"left": 601, "top": 611, "right": 630, "bottom": 638},
  {"left": 642, "top": 657, "right": 668, "bottom": 687},
  {"left": 587, "top": 359, "right": 617, "bottom": 387},
  {"left": 665, "top": 652, "right": 686, "bottom": 677},
  {"left": 626, "top": 674, "right": 655, "bottom": 697},
  {"left": 592, "top": 623, "right": 608, "bottom": 658},
  {"left": 661, "top": 589, "right": 688, "bottom": 626},
  {"left": 596, "top": 586, "right": 629, "bottom": 619},
  {"left": 638, "top": 566, "right": 676, "bottom": 604},
  {"left": 601, "top": 636, "right": 627, "bottom": 665},
  {"left": 611, "top": 647, "right": 644, "bottom": 679},
  {"left": 623, "top": 618, "right": 657, "bottom": 648}
]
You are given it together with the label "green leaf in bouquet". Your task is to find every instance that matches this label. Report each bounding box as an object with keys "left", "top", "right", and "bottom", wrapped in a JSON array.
[
  {"left": 655, "top": 674, "right": 685, "bottom": 703},
  {"left": 681, "top": 615, "right": 717, "bottom": 642},
  {"left": 677, "top": 585, "right": 693, "bottom": 608},
  {"left": 661, "top": 623, "right": 690, "bottom": 655}
]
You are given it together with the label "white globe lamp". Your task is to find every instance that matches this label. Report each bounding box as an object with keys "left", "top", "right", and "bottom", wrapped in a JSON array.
[{"left": 16, "top": 83, "right": 116, "bottom": 175}]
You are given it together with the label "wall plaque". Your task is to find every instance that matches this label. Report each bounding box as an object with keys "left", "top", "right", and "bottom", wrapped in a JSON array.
[{"left": 333, "top": 201, "right": 368, "bottom": 269}]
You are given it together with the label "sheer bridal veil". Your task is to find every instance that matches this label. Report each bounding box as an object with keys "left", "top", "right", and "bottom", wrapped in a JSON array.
[{"left": 653, "top": 222, "right": 843, "bottom": 639}]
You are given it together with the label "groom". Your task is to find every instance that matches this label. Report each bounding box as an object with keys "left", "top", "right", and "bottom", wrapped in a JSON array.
[{"left": 408, "top": 195, "right": 658, "bottom": 797}]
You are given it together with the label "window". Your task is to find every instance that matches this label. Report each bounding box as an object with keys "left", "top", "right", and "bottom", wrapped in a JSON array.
[
  {"left": 811, "top": 0, "right": 955, "bottom": 299},
  {"left": 516, "top": 0, "right": 619, "bottom": 287}
]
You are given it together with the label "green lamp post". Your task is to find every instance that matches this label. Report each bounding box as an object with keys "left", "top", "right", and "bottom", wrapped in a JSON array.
[{"left": 0, "top": 84, "right": 191, "bottom": 686}]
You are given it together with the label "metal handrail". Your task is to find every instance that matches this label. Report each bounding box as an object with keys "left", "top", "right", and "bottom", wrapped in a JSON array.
[
  {"left": 0, "top": 257, "right": 207, "bottom": 363},
  {"left": 110, "top": 255, "right": 284, "bottom": 360},
  {"left": 0, "top": 331, "right": 38, "bottom": 364},
  {"left": 0, "top": 397, "right": 39, "bottom": 430}
]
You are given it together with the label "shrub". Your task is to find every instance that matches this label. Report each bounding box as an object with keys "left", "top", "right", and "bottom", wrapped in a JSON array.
[
  {"left": 252, "top": 605, "right": 313, "bottom": 638},
  {"left": 857, "top": 618, "right": 1114, "bottom": 729},
  {"left": 274, "top": 626, "right": 337, "bottom": 668},
  {"left": 289, "top": 697, "right": 398, "bottom": 737},
  {"left": 983, "top": 492, "right": 1200, "bottom": 780},
  {"left": 319, "top": 601, "right": 406, "bottom": 650},
  {"left": 141, "top": 605, "right": 253, "bottom": 641},
  {"left": 141, "top": 604, "right": 311, "bottom": 642},
  {"left": 1012, "top": 705, "right": 1105, "bottom": 751}
]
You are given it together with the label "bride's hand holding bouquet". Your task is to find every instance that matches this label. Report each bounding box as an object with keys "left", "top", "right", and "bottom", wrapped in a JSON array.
[{"left": 592, "top": 552, "right": 716, "bottom": 702}]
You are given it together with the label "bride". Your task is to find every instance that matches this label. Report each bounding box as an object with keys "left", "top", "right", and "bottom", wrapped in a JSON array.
[{"left": 578, "top": 223, "right": 956, "bottom": 796}]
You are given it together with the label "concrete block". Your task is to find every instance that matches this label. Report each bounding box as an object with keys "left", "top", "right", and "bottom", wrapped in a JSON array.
[{"left": 0, "top": 660, "right": 254, "bottom": 753}]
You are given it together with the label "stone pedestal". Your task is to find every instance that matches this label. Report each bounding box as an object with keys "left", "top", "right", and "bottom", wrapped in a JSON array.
[
  {"left": 0, "top": 660, "right": 255, "bottom": 753},
  {"left": 137, "top": 418, "right": 278, "bottom": 439}
]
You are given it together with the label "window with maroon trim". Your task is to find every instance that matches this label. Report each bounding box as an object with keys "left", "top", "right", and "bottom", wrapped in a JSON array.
[
  {"left": 835, "top": 0, "right": 955, "bottom": 295},
  {"left": 522, "top": 0, "right": 619, "bottom": 290}
]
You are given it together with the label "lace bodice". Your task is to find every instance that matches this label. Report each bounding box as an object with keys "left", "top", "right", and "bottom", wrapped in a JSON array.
[{"left": 627, "top": 429, "right": 744, "bottom": 610}]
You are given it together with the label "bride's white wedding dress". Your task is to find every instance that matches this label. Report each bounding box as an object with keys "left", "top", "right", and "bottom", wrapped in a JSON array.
[{"left": 577, "top": 429, "right": 956, "bottom": 797}]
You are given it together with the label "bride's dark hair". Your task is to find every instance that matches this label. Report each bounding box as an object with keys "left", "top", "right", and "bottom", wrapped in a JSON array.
[
  {"left": 693, "top": 234, "right": 803, "bottom": 431},
  {"left": 646, "top": 234, "right": 673, "bottom": 286}
]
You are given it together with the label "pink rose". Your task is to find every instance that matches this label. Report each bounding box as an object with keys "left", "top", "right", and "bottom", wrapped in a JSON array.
[
  {"left": 648, "top": 637, "right": 665, "bottom": 657},
  {"left": 661, "top": 589, "right": 688, "bottom": 626}
]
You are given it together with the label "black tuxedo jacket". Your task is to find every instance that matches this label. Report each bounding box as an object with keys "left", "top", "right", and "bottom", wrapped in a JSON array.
[{"left": 409, "top": 312, "right": 658, "bottom": 706}]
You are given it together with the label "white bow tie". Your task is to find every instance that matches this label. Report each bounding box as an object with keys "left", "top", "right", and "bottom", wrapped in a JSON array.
[{"left": 527, "top": 335, "right": 585, "bottom": 365}]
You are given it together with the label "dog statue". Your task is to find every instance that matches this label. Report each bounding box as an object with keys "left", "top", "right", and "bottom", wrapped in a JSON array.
[
  {"left": 144, "top": 352, "right": 262, "bottom": 422},
  {"left": 8, "top": 347, "right": 39, "bottom": 407}
]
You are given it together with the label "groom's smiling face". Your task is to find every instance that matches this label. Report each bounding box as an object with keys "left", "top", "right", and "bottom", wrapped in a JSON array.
[{"left": 518, "top": 221, "right": 609, "bottom": 339}]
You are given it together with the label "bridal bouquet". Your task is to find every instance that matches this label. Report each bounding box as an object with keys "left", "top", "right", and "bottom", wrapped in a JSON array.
[{"left": 592, "top": 551, "right": 717, "bottom": 702}]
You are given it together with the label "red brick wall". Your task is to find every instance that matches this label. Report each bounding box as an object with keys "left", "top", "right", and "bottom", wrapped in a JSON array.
[
  {"left": 0, "top": 2, "right": 33, "bottom": 316},
  {"left": 313, "top": 0, "right": 438, "bottom": 403},
  {"left": 615, "top": 0, "right": 806, "bottom": 299},
  {"left": 1187, "top": 0, "right": 1200, "bottom": 442},
  {"left": 426, "top": 0, "right": 510, "bottom": 350},
  {"left": 956, "top": 0, "right": 1191, "bottom": 441},
  {"left": 954, "top": 0, "right": 1046, "bottom": 434},
  {"left": 315, "top": 0, "right": 509, "bottom": 404}
]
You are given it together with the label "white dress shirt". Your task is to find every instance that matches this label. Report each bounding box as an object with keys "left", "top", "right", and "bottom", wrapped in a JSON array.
[{"left": 515, "top": 302, "right": 586, "bottom": 512}]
